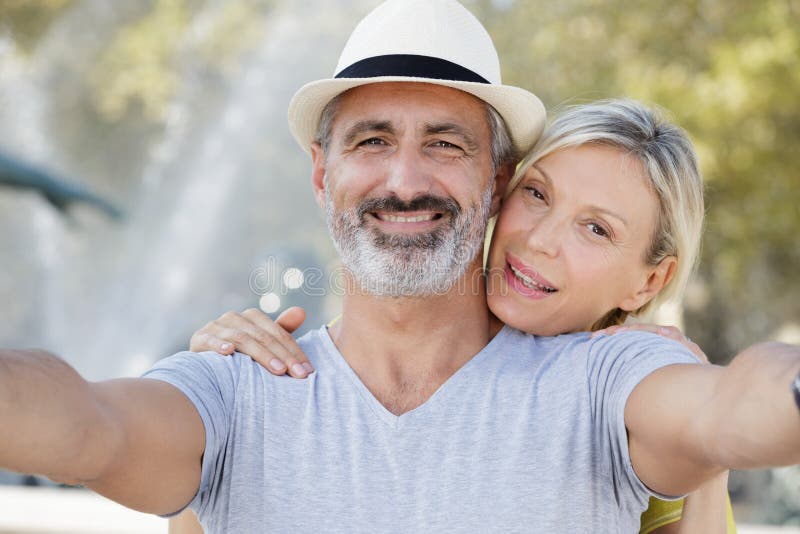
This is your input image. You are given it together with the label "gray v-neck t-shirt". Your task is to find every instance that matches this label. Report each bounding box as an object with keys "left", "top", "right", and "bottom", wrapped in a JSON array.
[{"left": 143, "top": 326, "right": 697, "bottom": 533}]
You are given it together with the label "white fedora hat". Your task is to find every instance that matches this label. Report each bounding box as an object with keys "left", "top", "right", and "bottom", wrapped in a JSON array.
[{"left": 288, "top": 0, "right": 546, "bottom": 155}]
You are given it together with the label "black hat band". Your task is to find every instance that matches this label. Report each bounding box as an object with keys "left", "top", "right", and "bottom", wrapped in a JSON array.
[{"left": 335, "top": 54, "right": 490, "bottom": 84}]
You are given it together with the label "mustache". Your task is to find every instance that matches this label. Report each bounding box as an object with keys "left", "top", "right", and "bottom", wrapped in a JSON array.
[{"left": 357, "top": 194, "right": 461, "bottom": 219}]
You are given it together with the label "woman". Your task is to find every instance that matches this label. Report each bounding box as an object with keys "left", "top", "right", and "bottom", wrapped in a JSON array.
[{"left": 174, "top": 99, "right": 735, "bottom": 533}]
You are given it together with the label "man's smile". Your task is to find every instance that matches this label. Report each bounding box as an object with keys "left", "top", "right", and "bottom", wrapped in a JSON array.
[{"left": 370, "top": 210, "right": 446, "bottom": 231}]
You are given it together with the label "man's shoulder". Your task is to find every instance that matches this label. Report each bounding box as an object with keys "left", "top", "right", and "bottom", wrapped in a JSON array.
[
  {"left": 492, "top": 327, "right": 592, "bottom": 359},
  {"left": 586, "top": 330, "right": 701, "bottom": 364},
  {"left": 471, "top": 327, "right": 593, "bottom": 379}
]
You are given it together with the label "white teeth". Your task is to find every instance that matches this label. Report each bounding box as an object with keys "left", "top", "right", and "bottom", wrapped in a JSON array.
[
  {"left": 382, "top": 214, "right": 435, "bottom": 223},
  {"left": 510, "top": 265, "right": 555, "bottom": 292}
]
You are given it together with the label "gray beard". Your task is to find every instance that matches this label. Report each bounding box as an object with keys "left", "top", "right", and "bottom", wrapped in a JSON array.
[{"left": 325, "top": 181, "right": 494, "bottom": 297}]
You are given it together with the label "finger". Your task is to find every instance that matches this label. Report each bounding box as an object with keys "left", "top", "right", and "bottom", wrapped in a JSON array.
[
  {"left": 687, "top": 341, "right": 709, "bottom": 363},
  {"left": 656, "top": 325, "right": 684, "bottom": 341},
  {"left": 244, "top": 308, "right": 314, "bottom": 375},
  {"left": 275, "top": 306, "right": 307, "bottom": 334},
  {"left": 209, "top": 335, "right": 235, "bottom": 354},
  {"left": 223, "top": 315, "right": 312, "bottom": 379},
  {"left": 190, "top": 330, "right": 233, "bottom": 354},
  {"left": 628, "top": 324, "right": 706, "bottom": 360},
  {"left": 620, "top": 324, "right": 660, "bottom": 335},
  {"left": 615, "top": 324, "right": 688, "bottom": 345},
  {"left": 210, "top": 311, "right": 299, "bottom": 373},
  {"left": 592, "top": 325, "right": 624, "bottom": 338},
  {"left": 216, "top": 325, "right": 305, "bottom": 377}
]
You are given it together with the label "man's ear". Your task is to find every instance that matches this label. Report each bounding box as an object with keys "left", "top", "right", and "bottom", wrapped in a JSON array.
[
  {"left": 490, "top": 162, "right": 515, "bottom": 217},
  {"left": 619, "top": 256, "right": 678, "bottom": 312},
  {"left": 310, "top": 142, "right": 327, "bottom": 209}
]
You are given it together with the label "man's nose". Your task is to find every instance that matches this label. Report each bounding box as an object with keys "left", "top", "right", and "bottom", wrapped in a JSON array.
[
  {"left": 525, "top": 211, "right": 562, "bottom": 258},
  {"left": 383, "top": 148, "right": 434, "bottom": 201}
]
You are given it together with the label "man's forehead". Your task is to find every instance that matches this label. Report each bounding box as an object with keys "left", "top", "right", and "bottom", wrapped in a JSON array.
[{"left": 333, "top": 82, "right": 490, "bottom": 132}]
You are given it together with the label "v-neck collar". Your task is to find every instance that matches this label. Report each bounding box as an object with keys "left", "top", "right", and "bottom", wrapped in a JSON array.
[{"left": 316, "top": 324, "right": 513, "bottom": 429}]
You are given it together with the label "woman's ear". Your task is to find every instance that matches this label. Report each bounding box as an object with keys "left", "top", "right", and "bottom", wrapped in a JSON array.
[
  {"left": 310, "top": 142, "right": 327, "bottom": 208},
  {"left": 618, "top": 256, "right": 678, "bottom": 312},
  {"left": 490, "top": 162, "right": 514, "bottom": 217}
]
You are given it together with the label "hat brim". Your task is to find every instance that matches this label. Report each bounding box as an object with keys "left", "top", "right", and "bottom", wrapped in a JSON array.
[{"left": 288, "top": 76, "right": 546, "bottom": 156}]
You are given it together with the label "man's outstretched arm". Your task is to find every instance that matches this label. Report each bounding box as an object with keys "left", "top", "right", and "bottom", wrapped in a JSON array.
[
  {"left": 626, "top": 341, "right": 800, "bottom": 497},
  {"left": 0, "top": 349, "right": 204, "bottom": 515}
]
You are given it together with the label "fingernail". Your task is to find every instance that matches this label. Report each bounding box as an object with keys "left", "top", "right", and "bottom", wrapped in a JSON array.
[
  {"left": 292, "top": 363, "right": 307, "bottom": 377},
  {"left": 302, "top": 362, "right": 315, "bottom": 374},
  {"left": 220, "top": 343, "right": 232, "bottom": 351},
  {"left": 269, "top": 359, "right": 286, "bottom": 372}
]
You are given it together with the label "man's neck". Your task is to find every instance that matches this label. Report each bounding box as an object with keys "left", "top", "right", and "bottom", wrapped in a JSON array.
[{"left": 329, "top": 262, "right": 492, "bottom": 415}]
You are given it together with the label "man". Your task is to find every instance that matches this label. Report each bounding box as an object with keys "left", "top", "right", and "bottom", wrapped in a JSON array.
[{"left": 1, "top": 1, "right": 799, "bottom": 533}]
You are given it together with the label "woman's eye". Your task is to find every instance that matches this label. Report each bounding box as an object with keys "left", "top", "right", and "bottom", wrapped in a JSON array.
[
  {"left": 524, "top": 186, "right": 546, "bottom": 201},
  {"left": 587, "top": 222, "right": 610, "bottom": 238}
]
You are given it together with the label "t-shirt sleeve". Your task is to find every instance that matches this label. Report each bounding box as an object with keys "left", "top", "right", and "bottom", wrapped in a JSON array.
[
  {"left": 586, "top": 331, "right": 700, "bottom": 503},
  {"left": 142, "top": 350, "right": 241, "bottom": 516}
]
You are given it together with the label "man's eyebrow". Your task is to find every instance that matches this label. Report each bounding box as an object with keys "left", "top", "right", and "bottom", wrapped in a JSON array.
[
  {"left": 531, "top": 163, "right": 628, "bottom": 226},
  {"left": 423, "top": 122, "right": 479, "bottom": 151},
  {"left": 342, "top": 120, "right": 395, "bottom": 146}
]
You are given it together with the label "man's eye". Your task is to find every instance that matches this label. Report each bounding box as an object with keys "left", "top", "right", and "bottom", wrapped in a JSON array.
[
  {"left": 431, "top": 140, "right": 461, "bottom": 150},
  {"left": 359, "top": 138, "right": 386, "bottom": 146}
]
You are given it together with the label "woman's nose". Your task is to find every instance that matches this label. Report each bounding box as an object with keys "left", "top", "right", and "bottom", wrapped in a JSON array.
[{"left": 525, "top": 211, "right": 561, "bottom": 258}]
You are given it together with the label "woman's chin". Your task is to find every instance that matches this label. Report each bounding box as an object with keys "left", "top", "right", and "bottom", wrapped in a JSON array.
[{"left": 488, "top": 297, "right": 558, "bottom": 336}]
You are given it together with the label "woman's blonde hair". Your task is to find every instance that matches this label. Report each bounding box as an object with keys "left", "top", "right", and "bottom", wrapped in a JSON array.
[{"left": 505, "top": 99, "right": 705, "bottom": 329}]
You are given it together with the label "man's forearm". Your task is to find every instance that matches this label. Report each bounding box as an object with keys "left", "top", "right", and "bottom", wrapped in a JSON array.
[
  {"left": 700, "top": 341, "right": 800, "bottom": 469},
  {"left": 0, "top": 349, "right": 119, "bottom": 483}
]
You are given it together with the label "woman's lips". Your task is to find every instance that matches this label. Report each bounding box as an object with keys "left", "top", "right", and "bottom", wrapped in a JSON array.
[{"left": 504, "top": 253, "right": 558, "bottom": 299}]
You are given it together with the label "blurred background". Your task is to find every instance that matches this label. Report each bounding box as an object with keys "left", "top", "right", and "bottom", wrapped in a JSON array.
[{"left": 0, "top": 0, "right": 797, "bottom": 530}]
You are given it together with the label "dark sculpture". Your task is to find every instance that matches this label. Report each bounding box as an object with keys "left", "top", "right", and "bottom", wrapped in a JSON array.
[{"left": 0, "top": 150, "right": 122, "bottom": 219}]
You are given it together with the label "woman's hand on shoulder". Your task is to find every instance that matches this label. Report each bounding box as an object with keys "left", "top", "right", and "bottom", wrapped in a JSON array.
[
  {"left": 189, "top": 306, "right": 314, "bottom": 378},
  {"left": 593, "top": 323, "right": 708, "bottom": 363}
]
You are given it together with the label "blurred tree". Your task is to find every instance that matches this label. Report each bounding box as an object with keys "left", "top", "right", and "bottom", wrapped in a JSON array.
[
  {"left": 0, "top": 0, "right": 75, "bottom": 52},
  {"left": 90, "top": 0, "right": 193, "bottom": 121},
  {"left": 90, "top": 0, "right": 276, "bottom": 122}
]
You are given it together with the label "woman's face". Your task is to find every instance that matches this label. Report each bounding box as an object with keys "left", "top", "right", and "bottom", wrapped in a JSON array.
[{"left": 486, "top": 144, "right": 668, "bottom": 336}]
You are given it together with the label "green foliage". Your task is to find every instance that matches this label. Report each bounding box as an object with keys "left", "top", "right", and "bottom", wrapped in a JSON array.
[
  {"left": 0, "top": 0, "right": 75, "bottom": 52},
  {"left": 88, "top": 0, "right": 274, "bottom": 122},
  {"left": 90, "top": 0, "right": 191, "bottom": 121}
]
